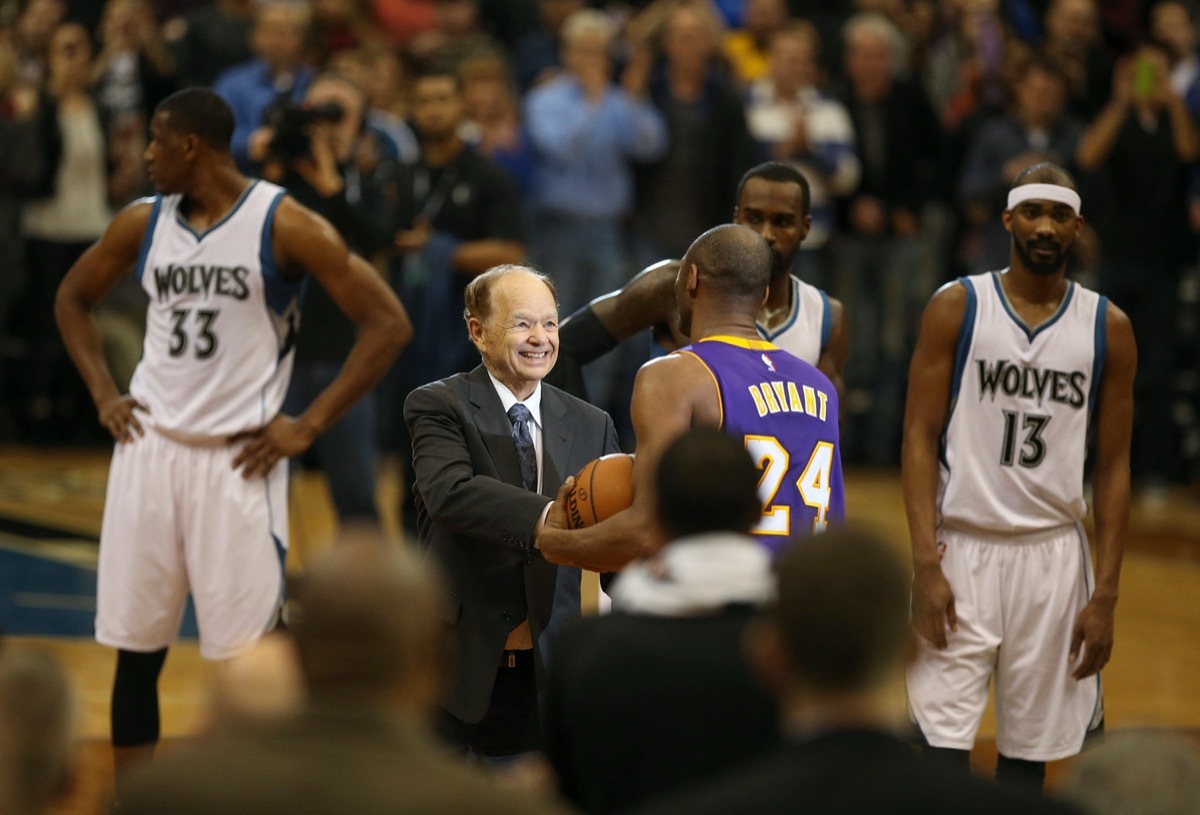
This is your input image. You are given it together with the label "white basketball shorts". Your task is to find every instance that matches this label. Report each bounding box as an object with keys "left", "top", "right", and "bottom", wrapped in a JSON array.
[
  {"left": 95, "top": 428, "right": 288, "bottom": 660},
  {"left": 906, "top": 523, "right": 1104, "bottom": 761}
]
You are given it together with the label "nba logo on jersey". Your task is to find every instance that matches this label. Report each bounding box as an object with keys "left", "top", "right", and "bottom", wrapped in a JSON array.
[{"left": 761, "top": 353, "right": 776, "bottom": 372}]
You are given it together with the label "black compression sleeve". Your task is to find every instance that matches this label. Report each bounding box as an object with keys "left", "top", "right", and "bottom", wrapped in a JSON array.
[{"left": 560, "top": 305, "right": 620, "bottom": 367}]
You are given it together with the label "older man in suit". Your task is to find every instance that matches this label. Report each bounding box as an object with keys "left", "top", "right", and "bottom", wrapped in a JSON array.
[{"left": 404, "top": 264, "right": 619, "bottom": 758}]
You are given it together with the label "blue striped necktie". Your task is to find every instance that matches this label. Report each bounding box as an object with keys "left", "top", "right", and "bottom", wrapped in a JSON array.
[{"left": 507, "top": 403, "right": 537, "bottom": 492}]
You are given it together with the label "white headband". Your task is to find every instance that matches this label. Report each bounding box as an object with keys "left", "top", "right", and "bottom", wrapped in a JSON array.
[{"left": 1007, "top": 183, "right": 1082, "bottom": 215}]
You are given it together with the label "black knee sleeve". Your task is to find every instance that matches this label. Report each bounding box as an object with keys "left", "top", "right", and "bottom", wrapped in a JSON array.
[
  {"left": 922, "top": 744, "right": 972, "bottom": 774},
  {"left": 111, "top": 648, "right": 167, "bottom": 747},
  {"left": 996, "top": 754, "right": 1046, "bottom": 792}
]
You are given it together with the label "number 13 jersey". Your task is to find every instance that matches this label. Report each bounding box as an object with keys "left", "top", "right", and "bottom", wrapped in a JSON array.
[
  {"left": 939, "top": 271, "right": 1109, "bottom": 535},
  {"left": 130, "top": 181, "right": 305, "bottom": 441}
]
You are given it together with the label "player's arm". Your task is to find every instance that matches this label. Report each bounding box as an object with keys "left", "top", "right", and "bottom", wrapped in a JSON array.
[
  {"left": 559, "top": 260, "right": 681, "bottom": 366},
  {"left": 901, "top": 282, "right": 967, "bottom": 649},
  {"left": 235, "top": 199, "right": 409, "bottom": 476},
  {"left": 1071, "top": 302, "right": 1135, "bottom": 680},
  {"left": 54, "top": 201, "right": 153, "bottom": 443},
  {"left": 538, "top": 353, "right": 707, "bottom": 572},
  {"left": 816, "top": 295, "right": 849, "bottom": 424}
]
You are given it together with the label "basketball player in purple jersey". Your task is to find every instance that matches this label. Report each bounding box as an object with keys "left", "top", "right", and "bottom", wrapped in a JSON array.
[{"left": 538, "top": 224, "right": 844, "bottom": 571}]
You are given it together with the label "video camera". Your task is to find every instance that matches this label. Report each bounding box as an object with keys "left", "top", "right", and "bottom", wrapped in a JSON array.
[{"left": 263, "top": 100, "right": 346, "bottom": 163}]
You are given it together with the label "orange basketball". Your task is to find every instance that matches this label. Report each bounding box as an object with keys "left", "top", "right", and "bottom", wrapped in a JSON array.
[{"left": 565, "top": 453, "right": 635, "bottom": 530}]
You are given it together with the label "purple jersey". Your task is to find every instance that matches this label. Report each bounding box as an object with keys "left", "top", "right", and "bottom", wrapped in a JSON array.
[{"left": 680, "top": 336, "right": 845, "bottom": 555}]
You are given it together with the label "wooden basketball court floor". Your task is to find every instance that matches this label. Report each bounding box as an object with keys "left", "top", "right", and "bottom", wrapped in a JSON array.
[{"left": 1, "top": 446, "right": 1198, "bottom": 814}]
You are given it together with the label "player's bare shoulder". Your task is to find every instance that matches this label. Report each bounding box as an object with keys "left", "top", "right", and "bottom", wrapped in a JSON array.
[
  {"left": 916, "top": 279, "right": 972, "bottom": 350},
  {"left": 268, "top": 193, "right": 348, "bottom": 281}
]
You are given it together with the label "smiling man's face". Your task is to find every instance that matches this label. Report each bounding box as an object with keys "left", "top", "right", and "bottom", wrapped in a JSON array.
[{"left": 469, "top": 272, "right": 559, "bottom": 400}]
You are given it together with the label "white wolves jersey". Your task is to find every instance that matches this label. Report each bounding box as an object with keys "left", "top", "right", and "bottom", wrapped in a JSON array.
[
  {"left": 938, "top": 270, "right": 1108, "bottom": 534},
  {"left": 755, "top": 276, "right": 831, "bottom": 365},
  {"left": 129, "top": 180, "right": 305, "bottom": 441}
]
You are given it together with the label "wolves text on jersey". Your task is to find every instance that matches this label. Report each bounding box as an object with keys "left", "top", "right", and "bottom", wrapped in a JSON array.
[
  {"left": 976, "top": 359, "right": 1086, "bottom": 410},
  {"left": 153, "top": 264, "right": 251, "bottom": 302}
]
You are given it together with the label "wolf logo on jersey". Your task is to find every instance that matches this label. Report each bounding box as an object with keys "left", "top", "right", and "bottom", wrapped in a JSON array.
[{"left": 681, "top": 336, "right": 844, "bottom": 555}]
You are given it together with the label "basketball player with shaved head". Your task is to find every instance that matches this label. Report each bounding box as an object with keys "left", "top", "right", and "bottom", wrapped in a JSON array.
[
  {"left": 55, "top": 87, "right": 408, "bottom": 774},
  {"left": 548, "top": 162, "right": 848, "bottom": 405},
  {"left": 903, "top": 163, "right": 1136, "bottom": 789},
  {"left": 539, "top": 224, "right": 845, "bottom": 572}
]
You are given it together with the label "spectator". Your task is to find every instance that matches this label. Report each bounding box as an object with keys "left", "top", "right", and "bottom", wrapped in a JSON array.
[
  {"left": 165, "top": 0, "right": 255, "bottom": 89},
  {"left": 745, "top": 21, "right": 859, "bottom": 288},
  {"left": 629, "top": 0, "right": 752, "bottom": 266},
  {"left": 93, "top": 0, "right": 178, "bottom": 208},
  {"left": 1150, "top": 0, "right": 1200, "bottom": 104},
  {"left": 369, "top": 0, "right": 436, "bottom": 47},
  {"left": 722, "top": 0, "right": 788, "bottom": 88},
  {"left": 0, "top": 648, "right": 78, "bottom": 815},
  {"left": 834, "top": 12, "right": 942, "bottom": 465},
  {"left": 382, "top": 64, "right": 525, "bottom": 531},
  {"left": 327, "top": 42, "right": 419, "bottom": 163},
  {"left": 116, "top": 542, "right": 573, "bottom": 815},
  {"left": 958, "top": 54, "right": 1082, "bottom": 273},
  {"left": 406, "top": 0, "right": 505, "bottom": 73},
  {"left": 1061, "top": 733, "right": 1200, "bottom": 815},
  {"left": 512, "top": 0, "right": 584, "bottom": 92},
  {"left": 271, "top": 71, "right": 412, "bottom": 526},
  {"left": 92, "top": 0, "right": 177, "bottom": 127},
  {"left": 309, "top": 0, "right": 379, "bottom": 65},
  {"left": 632, "top": 527, "right": 1080, "bottom": 815},
  {"left": 544, "top": 428, "right": 777, "bottom": 814},
  {"left": 213, "top": 0, "right": 315, "bottom": 172},
  {"left": 460, "top": 51, "right": 536, "bottom": 194},
  {"left": 1041, "top": 0, "right": 1112, "bottom": 121},
  {"left": 1077, "top": 41, "right": 1200, "bottom": 493},
  {"left": 7, "top": 0, "right": 65, "bottom": 88},
  {"left": 525, "top": 8, "right": 667, "bottom": 315},
  {"left": 19, "top": 22, "right": 114, "bottom": 444}
]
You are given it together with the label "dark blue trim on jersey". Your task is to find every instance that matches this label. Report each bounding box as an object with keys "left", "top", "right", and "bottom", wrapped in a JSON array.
[
  {"left": 949, "top": 278, "right": 978, "bottom": 404},
  {"left": 755, "top": 277, "right": 800, "bottom": 341},
  {"left": 132, "top": 196, "right": 162, "bottom": 285},
  {"left": 1089, "top": 296, "right": 1109, "bottom": 412},
  {"left": 991, "top": 271, "right": 1075, "bottom": 342},
  {"left": 174, "top": 180, "right": 258, "bottom": 242},
  {"left": 259, "top": 190, "right": 306, "bottom": 316},
  {"left": 819, "top": 289, "right": 832, "bottom": 354}
]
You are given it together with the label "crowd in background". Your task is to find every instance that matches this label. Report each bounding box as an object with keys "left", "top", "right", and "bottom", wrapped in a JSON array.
[{"left": 1, "top": 0, "right": 1199, "bottom": 498}]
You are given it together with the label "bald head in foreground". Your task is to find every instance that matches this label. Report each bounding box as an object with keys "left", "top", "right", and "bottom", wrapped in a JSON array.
[
  {"left": 116, "top": 543, "right": 572, "bottom": 815},
  {"left": 635, "top": 527, "right": 1082, "bottom": 815}
]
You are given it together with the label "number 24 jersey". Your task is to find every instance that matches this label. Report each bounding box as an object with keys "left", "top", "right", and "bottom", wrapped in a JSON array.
[{"left": 681, "top": 336, "right": 845, "bottom": 556}]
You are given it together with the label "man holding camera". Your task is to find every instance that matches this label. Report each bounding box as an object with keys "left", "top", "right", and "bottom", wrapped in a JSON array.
[
  {"left": 263, "top": 70, "right": 401, "bottom": 527},
  {"left": 213, "top": 0, "right": 313, "bottom": 172}
]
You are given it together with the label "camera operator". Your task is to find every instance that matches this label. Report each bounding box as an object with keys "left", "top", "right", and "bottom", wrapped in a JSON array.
[{"left": 269, "top": 70, "right": 400, "bottom": 528}]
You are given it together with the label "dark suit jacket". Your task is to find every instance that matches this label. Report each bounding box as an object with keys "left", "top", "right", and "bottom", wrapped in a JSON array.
[
  {"left": 545, "top": 607, "right": 779, "bottom": 814},
  {"left": 404, "top": 365, "right": 619, "bottom": 723},
  {"left": 629, "top": 729, "right": 1082, "bottom": 815},
  {"left": 116, "top": 704, "right": 573, "bottom": 815}
]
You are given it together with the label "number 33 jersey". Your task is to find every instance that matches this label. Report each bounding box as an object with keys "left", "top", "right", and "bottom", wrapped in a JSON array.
[
  {"left": 130, "top": 181, "right": 305, "bottom": 441},
  {"left": 680, "top": 336, "right": 845, "bottom": 556},
  {"left": 939, "top": 271, "right": 1109, "bottom": 535}
]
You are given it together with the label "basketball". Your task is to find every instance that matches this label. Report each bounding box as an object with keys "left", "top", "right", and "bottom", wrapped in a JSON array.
[{"left": 565, "top": 453, "right": 635, "bottom": 530}]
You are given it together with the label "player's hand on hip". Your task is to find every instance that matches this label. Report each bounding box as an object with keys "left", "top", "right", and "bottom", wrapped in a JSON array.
[
  {"left": 98, "top": 394, "right": 148, "bottom": 444},
  {"left": 912, "top": 563, "right": 957, "bottom": 649},
  {"left": 229, "top": 415, "right": 316, "bottom": 478},
  {"left": 1069, "top": 597, "right": 1115, "bottom": 680}
]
